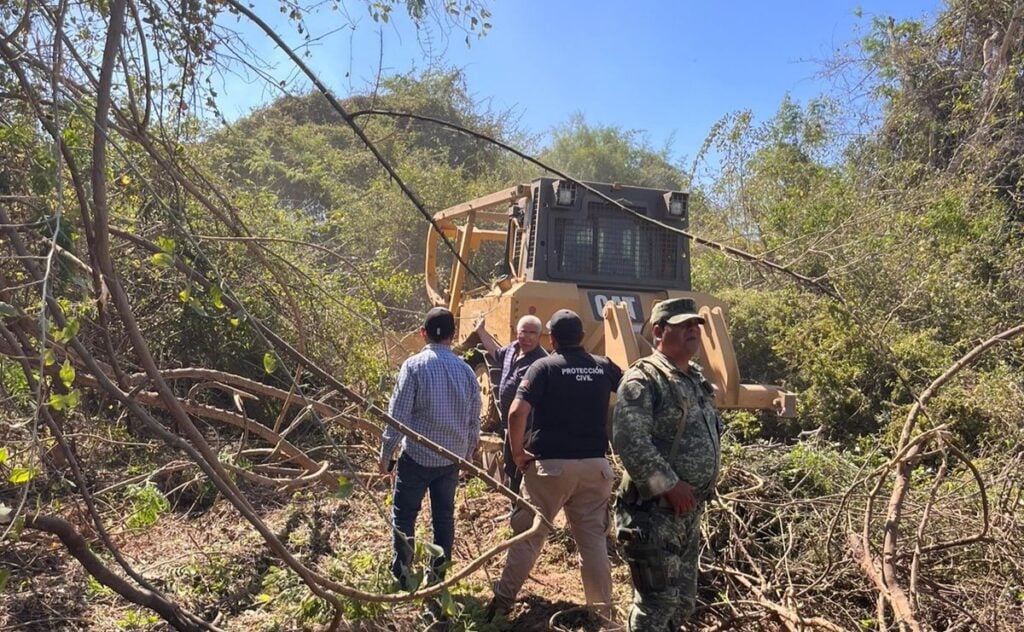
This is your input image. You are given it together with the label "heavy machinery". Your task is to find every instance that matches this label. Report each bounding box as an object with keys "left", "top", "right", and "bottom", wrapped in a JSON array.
[{"left": 418, "top": 177, "right": 796, "bottom": 425}]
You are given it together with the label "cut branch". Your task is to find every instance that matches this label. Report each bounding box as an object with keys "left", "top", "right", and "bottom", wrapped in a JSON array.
[{"left": 21, "top": 514, "right": 203, "bottom": 631}]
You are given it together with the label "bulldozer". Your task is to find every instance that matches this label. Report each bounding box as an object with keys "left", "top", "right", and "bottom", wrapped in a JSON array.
[
  {"left": 390, "top": 177, "right": 795, "bottom": 471},
  {"left": 419, "top": 177, "right": 794, "bottom": 415}
]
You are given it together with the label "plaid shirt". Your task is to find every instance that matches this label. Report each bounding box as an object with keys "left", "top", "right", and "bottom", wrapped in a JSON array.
[
  {"left": 495, "top": 341, "right": 547, "bottom": 424},
  {"left": 382, "top": 343, "right": 481, "bottom": 468}
]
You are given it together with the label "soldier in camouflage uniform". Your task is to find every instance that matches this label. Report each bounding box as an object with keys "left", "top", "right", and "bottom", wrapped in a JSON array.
[{"left": 612, "top": 298, "right": 723, "bottom": 631}]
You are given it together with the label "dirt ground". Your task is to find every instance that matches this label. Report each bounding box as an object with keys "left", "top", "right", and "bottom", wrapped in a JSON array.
[{"left": 1, "top": 466, "right": 637, "bottom": 632}]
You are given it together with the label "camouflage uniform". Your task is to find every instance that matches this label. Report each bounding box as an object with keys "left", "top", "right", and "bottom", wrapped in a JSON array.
[{"left": 612, "top": 349, "right": 722, "bottom": 631}]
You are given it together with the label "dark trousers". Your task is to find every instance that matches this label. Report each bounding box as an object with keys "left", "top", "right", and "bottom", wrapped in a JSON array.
[
  {"left": 502, "top": 431, "right": 523, "bottom": 496},
  {"left": 390, "top": 453, "right": 459, "bottom": 588},
  {"left": 499, "top": 419, "right": 529, "bottom": 497}
]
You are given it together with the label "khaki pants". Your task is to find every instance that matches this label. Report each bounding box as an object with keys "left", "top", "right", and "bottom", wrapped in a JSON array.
[{"left": 494, "top": 457, "right": 614, "bottom": 610}]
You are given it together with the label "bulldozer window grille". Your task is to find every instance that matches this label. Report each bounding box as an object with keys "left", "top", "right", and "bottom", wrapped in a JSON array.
[
  {"left": 525, "top": 193, "right": 540, "bottom": 269},
  {"left": 510, "top": 217, "right": 523, "bottom": 274},
  {"left": 554, "top": 202, "right": 680, "bottom": 281}
]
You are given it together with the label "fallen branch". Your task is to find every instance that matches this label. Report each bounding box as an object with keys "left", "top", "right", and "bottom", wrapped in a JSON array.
[
  {"left": 863, "top": 323, "right": 1023, "bottom": 630},
  {"left": 19, "top": 514, "right": 206, "bottom": 631},
  {"left": 131, "top": 367, "right": 381, "bottom": 436}
]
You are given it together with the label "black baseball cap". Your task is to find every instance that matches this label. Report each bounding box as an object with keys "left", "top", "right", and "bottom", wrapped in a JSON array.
[
  {"left": 423, "top": 307, "right": 456, "bottom": 340},
  {"left": 546, "top": 309, "right": 584, "bottom": 345}
]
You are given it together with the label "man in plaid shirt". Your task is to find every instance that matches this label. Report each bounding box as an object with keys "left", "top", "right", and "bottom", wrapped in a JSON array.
[{"left": 380, "top": 307, "right": 480, "bottom": 589}]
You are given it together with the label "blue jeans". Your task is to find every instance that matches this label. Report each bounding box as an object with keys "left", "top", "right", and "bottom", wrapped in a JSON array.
[{"left": 390, "top": 453, "right": 459, "bottom": 588}]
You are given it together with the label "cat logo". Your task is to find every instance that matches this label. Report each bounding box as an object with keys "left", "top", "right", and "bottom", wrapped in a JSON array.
[{"left": 587, "top": 292, "right": 644, "bottom": 326}]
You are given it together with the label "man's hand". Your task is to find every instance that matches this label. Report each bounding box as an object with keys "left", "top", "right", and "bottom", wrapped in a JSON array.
[
  {"left": 474, "top": 315, "right": 501, "bottom": 358},
  {"left": 507, "top": 399, "right": 533, "bottom": 472},
  {"left": 661, "top": 480, "right": 696, "bottom": 516},
  {"left": 379, "top": 458, "right": 397, "bottom": 488},
  {"left": 512, "top": 449, "right": 535, "bottom": 472}
]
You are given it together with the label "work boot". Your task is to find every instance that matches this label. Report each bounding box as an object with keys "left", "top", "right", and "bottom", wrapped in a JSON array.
[
  {"left": 483, "top": 594, "right": 513, "bottom": 623},
  {"left": 424, "top": 597, "right": 449, "bottom": 623},
  {"left": 595, "top": 608, "right": 624, "bottom": 632}
]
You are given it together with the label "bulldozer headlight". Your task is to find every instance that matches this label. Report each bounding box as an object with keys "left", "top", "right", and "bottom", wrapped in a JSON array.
[
  {"left": 665, "top": 191, "right": 689, "bottom": 218},
  {"left": 554, "top": 180, "right": 577, "bottom": 207}
]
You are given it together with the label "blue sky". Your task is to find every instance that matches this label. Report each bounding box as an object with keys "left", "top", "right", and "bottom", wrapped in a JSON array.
[{"left": 217, "top": 1, "right": 943, "bottom": 165}]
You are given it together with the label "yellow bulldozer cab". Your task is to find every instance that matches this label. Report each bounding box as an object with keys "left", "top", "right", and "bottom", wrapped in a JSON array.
[{"left": 419, "top": 179, "right": 795, "bottom": 419}]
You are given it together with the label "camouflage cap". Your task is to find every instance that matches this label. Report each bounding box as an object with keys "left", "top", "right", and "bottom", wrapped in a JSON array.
[{"left": 650, "top": 297, "right": 705, "bottom": 326}]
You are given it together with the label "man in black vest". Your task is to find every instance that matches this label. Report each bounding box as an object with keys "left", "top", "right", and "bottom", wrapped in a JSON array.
[{"left": 488, "top": 309, "right": 623, "bottom": 621}]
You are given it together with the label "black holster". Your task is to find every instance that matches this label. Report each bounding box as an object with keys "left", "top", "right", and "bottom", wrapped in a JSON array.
[{"left": 617, "top": 526, "right": 669, "bottom": 592}]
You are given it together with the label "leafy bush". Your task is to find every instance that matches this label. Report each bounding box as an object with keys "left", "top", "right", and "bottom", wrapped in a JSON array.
[{"left": 124, "top": 484, "right": 170, "bottom": 530}]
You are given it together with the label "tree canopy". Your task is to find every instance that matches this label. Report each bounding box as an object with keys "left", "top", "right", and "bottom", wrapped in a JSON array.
[{"left": 541, "top": 113, "right": 688, "bottom": 189}]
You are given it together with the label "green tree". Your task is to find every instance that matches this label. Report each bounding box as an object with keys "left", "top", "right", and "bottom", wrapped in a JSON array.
[
  {"left": 540, "top": 113, "right": 688, "bottom": 189},
  {"left": 207, "top": 69, "right": 531, "bottom": 292},
  {"left": 862, "top": 2, "right": 1024, "bottom": 219}
]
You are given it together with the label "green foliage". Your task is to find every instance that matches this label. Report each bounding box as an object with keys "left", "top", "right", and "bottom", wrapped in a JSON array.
[
  {"left": 52, "top": 318, "right": 80, "bottom": 344},
  {"left": 85, "top": 574, "right": 114, "bottom": 600},
  {"left": 334, "top": 475, "right": 354, "bottom": 499},
  {"left": 2, "top": 2, "right": 1023, "bottom": 626},
  {"left": 59, "top": 359, "right": 75, "bottom": 388},
  {"left": 8, "top": 466, "right": 37, "bottom": 485},
  {"left": 189, "top": 69, "right": 528, "bottom": 395},
  {"left": 168, "top": 552, "right": 255, "bottom": 605},
  {"left": 3, "top": 446, "right": 38, "bottom": 486},
  {"left": 693, "top": 59, "right": 1024, "bottom": 451},
  {"left": 149, "top": 252, "right": 173, "bottom": 268},
  {"left": 322, "top": 552, "right": 390, "bottom": 620},
  {"left": 48, "top": 389, "right": 80, "bottom": 411},
  {"left": 295, "top": 592, "right": 333, "bottom": 624},
  {"left": 259, "top": 564, "right": 343, "bottom": 624},
  {"left": 1, "top": 358, "right": 33, "bottom": 410},
  {"left": 779, "top": 443, "right": 846, "bottom": 496},
  {"left": 721, "top": 410, "right": 761, "bottom": 443},
  {"left": 211, "top": 68, "right": 525, "bottom": 262},
  {"left": 262, "top": 352, "right": 277, "bottom": 375},
  {"left": 115, "top": 609, "right": 161, "bottom": 630},
  {"left": 541, "top": 113, "right": 688, "bottom": 189},
  {"left": 0, "top": 108, "right": 56, "bottom": 196},
  {"left": 124, "top": 484, "right": 170, "bottom": 530},
  {"left": 366, "top": 0, "right": 492, "bottom": 38},
  {"left": 860, "top": 3, "right": 1024, "bottom": 222},
  {"left": 463, "top": 476, "right": 488, "bottom": 500},
  {"left": 713, "top": 288, "right": 879, "bottom": 439}
]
